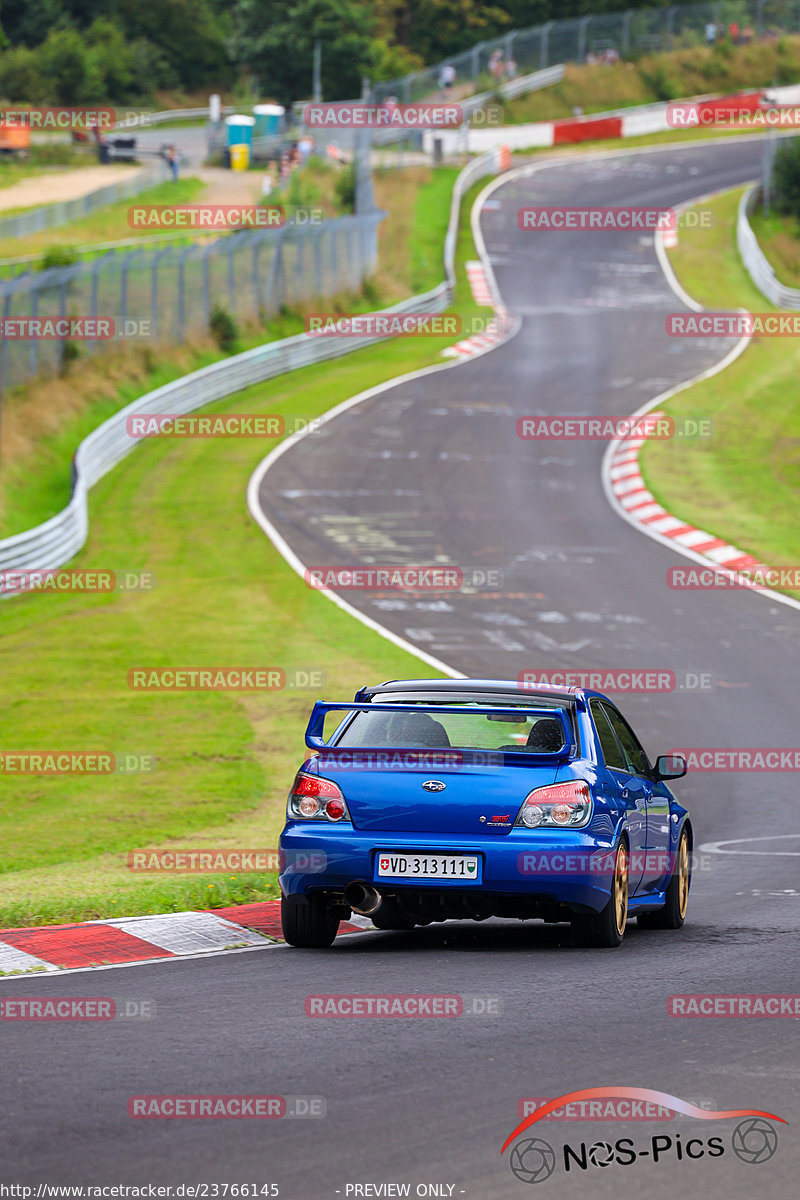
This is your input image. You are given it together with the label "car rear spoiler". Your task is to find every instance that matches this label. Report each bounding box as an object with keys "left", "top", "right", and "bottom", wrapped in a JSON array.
[{"left": 304, "top": 701, "right": 575, "bottom": 757}]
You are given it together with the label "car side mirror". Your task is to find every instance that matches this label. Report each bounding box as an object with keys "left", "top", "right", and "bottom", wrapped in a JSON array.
[{"left": 654, "top": 753, "right": 687, "bottom": 781}]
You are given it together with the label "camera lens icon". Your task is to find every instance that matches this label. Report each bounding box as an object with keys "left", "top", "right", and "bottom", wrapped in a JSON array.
[
  {"left": 509, "top": 1137, "right": 557, "bottom": 1184},
  {"left": 731, "top": 1118, "right": 779, "bottom": 1165}
]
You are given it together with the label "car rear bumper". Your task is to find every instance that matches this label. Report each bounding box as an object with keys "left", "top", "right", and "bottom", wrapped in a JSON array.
[{"left": 279, "top": 824, "right": 619, "bottom": 915}]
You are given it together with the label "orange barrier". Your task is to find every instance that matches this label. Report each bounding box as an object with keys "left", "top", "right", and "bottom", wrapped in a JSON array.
[{"left": 0, "top": 124, "right": 31, "bottom": 153}]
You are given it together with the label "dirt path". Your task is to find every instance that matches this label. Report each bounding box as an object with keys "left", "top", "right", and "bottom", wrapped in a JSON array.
[{"left": 0, "top": 164, "right": 146, "bottom": 213}]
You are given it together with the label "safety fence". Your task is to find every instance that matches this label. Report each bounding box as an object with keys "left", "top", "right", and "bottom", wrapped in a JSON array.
[
  {"left": 0, "top": 161, "right": 169, "bottom": 243},
  {"left": 0, "top": 147, "right": 507, "bottom": 583},
  {"left": 0, "top": 203, "right": 383, "bottom": 396},
  {"left": 369, "top": 0, "right": 800, "bottom": 106}
]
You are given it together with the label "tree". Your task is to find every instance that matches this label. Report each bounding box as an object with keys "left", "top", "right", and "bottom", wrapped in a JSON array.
[
  {"left": 0, "top": 46, "right": 45, "bottom": 101},
  {"left": 37, "top": 27, "right": 100, "bottom": 103},
  {"left": 117, "top": 0, "right": 231, "bottom": 90},
  {"left": 230, "top": 0, "right": 383, "bottom": 103}
]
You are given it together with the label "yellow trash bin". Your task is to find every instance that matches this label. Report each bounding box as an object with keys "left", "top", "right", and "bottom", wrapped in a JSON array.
[{"left": 230, "top": 143, "right": 250, "bottom": 171}]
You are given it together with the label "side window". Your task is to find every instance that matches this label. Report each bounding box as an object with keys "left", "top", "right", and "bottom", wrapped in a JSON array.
[
  {"left": 590, "top": 700, "right": 627, "bottom": 772},
  {"left": 602, "top": 705, "right": 651, "bottom": 778}
]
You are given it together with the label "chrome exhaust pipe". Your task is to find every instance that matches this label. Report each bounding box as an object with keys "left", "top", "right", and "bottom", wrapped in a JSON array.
[{"left": 344, "top": 882, "right": 382, "bottom": 916}]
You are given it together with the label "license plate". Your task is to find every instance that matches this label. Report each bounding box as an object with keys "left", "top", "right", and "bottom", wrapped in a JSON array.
[{"left": 375, "top": 853, "right": 480, "bottom": 881}]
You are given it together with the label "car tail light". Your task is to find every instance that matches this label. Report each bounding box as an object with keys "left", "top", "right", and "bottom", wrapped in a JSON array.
[
  {"left": 288, "top": 772, "right": 351, "bottom": 822},
  {"left": 515, "top": 780, "right": 592, "bottom": 828}
]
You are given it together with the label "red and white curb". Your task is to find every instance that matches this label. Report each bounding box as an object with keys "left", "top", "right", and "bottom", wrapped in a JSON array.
[
  {"left": 465, "top": 260, "right": 494, "bottom": 306},
  {"left": 606, "top": 411, "right": 772, "bottom": 575},
  {"left": 442, "top": 260, "right": 515, "bottom": 360},
  {"left": 0, "top": 903, "right": 374, "bottom": 976}
]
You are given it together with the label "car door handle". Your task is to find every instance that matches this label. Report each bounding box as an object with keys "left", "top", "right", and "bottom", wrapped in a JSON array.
[{"left": 620, "top": 787, "right": 629, "bottom": 799}]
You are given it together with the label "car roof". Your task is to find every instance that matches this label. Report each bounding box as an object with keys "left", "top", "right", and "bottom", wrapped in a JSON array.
[{"left": 360, "top": 678, "right": 595, "bottom": 704}]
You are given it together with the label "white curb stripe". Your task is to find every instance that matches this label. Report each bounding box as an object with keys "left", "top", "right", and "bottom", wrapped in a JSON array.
[
  {"left": 0, "top": 942, "right": 57, "bottom": 974},
  {"left": 107, "top": 912, "right": 269, "bottom": 954}
]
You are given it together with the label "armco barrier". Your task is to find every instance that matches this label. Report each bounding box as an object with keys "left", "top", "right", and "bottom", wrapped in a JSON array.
[
  {"left": 0, "top": 148, "right": 506, "bottom": 583},
  {"left": 737, "top": 184, "right": 800, "bottom": 309}
]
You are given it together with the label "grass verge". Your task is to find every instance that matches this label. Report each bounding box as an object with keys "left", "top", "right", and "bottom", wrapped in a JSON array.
[
  {"left": 0, "top": 166, "right": 454, "bottom": 540},
  {"left": 0, "top": 168, "right": 487, "bottom": 927},
  {"left": 639, "top": 185, "right": 800, "bottom": 593}
]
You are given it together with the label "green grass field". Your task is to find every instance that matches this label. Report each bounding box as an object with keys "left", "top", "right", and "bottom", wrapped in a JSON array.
[
  {"left": 639, "top": 187, "right": 800, "bottom": 591},
  {"left": 0, "top": 168, "right": 488, "bottom": 930}
]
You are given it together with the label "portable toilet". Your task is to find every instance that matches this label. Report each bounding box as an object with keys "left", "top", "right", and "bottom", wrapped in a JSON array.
[
  {"left": 225, "top": 114, "right": 255, "bottom": 147},
  {"left": 253, "top": 104, "right": 285, "bottom": 138}
]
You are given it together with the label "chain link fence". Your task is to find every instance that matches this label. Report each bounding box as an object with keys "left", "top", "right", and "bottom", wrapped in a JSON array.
[
  {"left": 0, "top": 162, "right": 169, "bottom": 243},
  {"left": 0, "top": 147, "right": 508, "bottom": 582},
  {"left": 0, "top": 151, "right": 383, "bottom": 396},
  {"left": 368, "top": 0, "right": 800, "bottom": 105}
]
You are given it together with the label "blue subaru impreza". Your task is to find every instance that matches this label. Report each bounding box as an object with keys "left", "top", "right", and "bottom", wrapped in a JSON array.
[{"left": 279, "top": 678, "right": 690, "bottom": 949}]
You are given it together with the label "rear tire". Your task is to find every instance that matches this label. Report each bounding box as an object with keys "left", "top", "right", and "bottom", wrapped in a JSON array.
[
  {"left": 571, "top": 840, "right": 628, "bottom": 948},
  {"left": 281, "top": 894, "right": 339, "bottom": 948},
  {"left": 637, "top": 827, "right": 691, "bottom": 930}
]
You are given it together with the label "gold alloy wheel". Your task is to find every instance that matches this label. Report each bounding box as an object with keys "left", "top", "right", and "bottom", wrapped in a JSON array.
[
  {"left": 614, "top": 843, "right": 629, "bottom": 936},
  {"left": 677, "top": 832, "right": 690, "bottom": 919}
]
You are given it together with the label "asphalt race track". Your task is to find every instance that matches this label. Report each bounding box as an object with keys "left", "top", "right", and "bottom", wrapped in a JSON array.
[{"left": 3, "top": 139, "right": 798, "bottom": 1198}]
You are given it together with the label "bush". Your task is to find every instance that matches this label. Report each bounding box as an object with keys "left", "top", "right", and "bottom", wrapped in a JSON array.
[
  {"left": 333, "top": 164, "right": 356, "bottom": 213},
  {"left": 209, "top": 303, "right": 239, "bottom": 353},
  {"left": 638, "top": 62, "right": 682, "bottom": 102},
  {"left": 39, "top": 246, "right": 79, "bottom": 271},
  {"left": 773, "top": 136, "right": 800, "bottom": 220}
]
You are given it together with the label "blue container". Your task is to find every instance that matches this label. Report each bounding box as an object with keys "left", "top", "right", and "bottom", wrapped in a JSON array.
[
  {"left": 253, "top": 104, "right": 285, "bottom": 138},
  {"left": 225, "top": 115, "right": 255, "bottom": 147}
]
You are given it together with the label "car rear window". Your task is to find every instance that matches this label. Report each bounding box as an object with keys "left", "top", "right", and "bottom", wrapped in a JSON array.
[{"left": 333, "top": 700, "right": 569, "bottom": 753}]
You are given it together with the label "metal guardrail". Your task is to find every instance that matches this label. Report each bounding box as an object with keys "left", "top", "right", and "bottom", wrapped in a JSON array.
[
  {"left": 0, "top": 148, "right": 505, "bottom": 583},
  {"left": 112, "top": 107, "right": 235, "bottom": 130},
  {"left": 737, "top": 184, "right": 800, "bottom": 308},
  {"left": 0, "top": 161, "right": 169, "bottom": 242}
]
